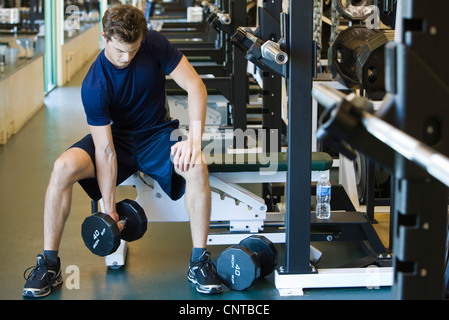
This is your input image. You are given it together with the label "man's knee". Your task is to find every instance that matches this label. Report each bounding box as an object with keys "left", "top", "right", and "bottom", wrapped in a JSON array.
[
  {"left": 175, "top": 156, "right": 209, "bottom": 183},
  {"left": 51, "top": 148, "right": 94, "bottom": 184}
]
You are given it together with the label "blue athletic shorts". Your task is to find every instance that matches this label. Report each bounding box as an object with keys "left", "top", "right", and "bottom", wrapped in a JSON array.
[{"left": 70, "top": 120, "right": 186, "bottom": 202}]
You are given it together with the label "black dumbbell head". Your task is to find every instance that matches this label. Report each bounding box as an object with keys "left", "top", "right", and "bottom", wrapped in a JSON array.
[
  {"left": 217, "top": 245, "right": 261, "bottom": 291},
  {"left": 116, "top": 199, "right": 148, "bottom": 242},
  {"left": 239, "top": 235, "right": 278, "bottom": 278},
  {"left": 81, "top": 213, "right": 121, "bottom": 257}
]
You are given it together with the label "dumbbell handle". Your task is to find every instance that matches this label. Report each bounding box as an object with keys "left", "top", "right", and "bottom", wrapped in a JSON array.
[{"left": 117, "top": 219, "right": 127, "bottom": 229}]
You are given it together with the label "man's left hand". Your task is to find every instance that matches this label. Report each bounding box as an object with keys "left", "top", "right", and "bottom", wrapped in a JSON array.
[{"left": 171, "top": 138, "right": 202, "bottom": 172}]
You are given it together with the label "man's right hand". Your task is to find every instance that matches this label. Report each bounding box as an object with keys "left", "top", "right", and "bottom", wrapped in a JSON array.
[{"left": 107, "top": 211, "right": 125, "bottom": 232}]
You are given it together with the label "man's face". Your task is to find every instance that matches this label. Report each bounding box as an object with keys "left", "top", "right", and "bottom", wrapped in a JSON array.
[{"left": 102, "top": 32, "right": 142, "bottom": 69}]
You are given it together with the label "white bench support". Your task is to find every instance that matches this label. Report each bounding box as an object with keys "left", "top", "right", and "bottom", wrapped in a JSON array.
[{"left": 103, "top": 169, "right": 329, "bottom": 268}]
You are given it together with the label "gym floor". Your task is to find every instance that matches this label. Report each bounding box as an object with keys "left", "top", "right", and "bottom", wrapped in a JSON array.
[{"left": 0, "top": 55, "right": 393, "bottom": 301}]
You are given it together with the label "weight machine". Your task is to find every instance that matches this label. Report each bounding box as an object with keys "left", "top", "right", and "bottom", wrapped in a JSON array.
[
  {"left": 165, "top": 0, "right": 250, "bottom": 134},
  {"left": 227, "top": 0, "right": 394, "bottom": 296},
  {"left": 275, "top": 0, "right": 448, "bottom": 299},
  {"left": 158, "top": 3, "right": 228, "bottom": 75}
]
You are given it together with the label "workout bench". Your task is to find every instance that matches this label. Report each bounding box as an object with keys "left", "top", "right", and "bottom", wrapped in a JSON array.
[{"left": 101, "top": 151, "right": 333, "bottom": 268}]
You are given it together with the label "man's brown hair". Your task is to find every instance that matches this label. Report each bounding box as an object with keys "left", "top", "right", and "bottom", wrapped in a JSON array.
[{"left": 102, "top": 4, "right": 148, "bottom": 43}]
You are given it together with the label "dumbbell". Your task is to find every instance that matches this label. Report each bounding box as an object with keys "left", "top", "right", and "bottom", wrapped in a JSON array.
[
  {"left": 328, "top": 25, "right": 388, "bottom": 100},
  {"left": 81, "top": 199, "right": 147, "bottom": 256},
  {"left": 217, "top": 235, "right": 278, "bottom": 291}
]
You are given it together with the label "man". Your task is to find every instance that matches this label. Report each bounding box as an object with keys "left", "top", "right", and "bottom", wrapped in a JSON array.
[{"left": 23, "top": 4, "right": 222, "bottom": 298}]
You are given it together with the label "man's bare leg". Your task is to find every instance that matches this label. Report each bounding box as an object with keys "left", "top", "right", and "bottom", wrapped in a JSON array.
[
  {"left": 24, "top": 147, "right": 95, "bottom": 298},
  {"left": 44, "top": 148, "right": 95, "bottom": 251},
  {"left": 175, "top": 154, "right": 211, "bottom": 249},
  {"left": 176, "top": 154, "right": 222, "bottom": 294}
]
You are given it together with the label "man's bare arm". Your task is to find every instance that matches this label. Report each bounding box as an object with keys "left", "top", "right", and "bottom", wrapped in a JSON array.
[
  {"left": 169, "top": 55, "right": 207, "bottom": 171},
  {"left": 90, "top": 124, "right": 121, "bottom": 226}
]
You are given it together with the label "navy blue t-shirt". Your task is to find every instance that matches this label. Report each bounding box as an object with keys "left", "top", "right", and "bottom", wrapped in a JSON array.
[{"left": 81, "top": 31, "right": 183, "bottom": 131}]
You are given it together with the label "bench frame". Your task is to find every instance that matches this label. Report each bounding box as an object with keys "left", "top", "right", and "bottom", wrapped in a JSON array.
[{"left": 101, "top": 153, "right": 331, "bottom": 269}]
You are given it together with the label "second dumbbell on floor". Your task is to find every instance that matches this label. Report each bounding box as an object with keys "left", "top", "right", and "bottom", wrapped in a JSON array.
[{"left": 217, "top": 235, "right": 278, "bottom": 291}]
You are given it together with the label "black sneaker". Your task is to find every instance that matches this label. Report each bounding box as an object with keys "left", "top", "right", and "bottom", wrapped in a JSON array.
[
  {"left": 23, "top": 254, "right": 63, "bottom": 298},
  {"left": 188, "top": 251, "right": 223, "bottom": 294}
]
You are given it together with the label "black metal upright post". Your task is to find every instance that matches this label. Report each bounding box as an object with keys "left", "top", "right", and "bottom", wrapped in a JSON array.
[
  {"left": 284, "top": 0, "right": 314, "bottom": 274},
  {"left": 389, "top": 0, "right": 449, "bottom": 300},
  {"left": 258, "top": 1, "right": 283, "bottom": 212},
  {"left": 228, "top": 0, "right": 248, "bottom": 136},
  {"left": 259, "top": 1, "right": 283, "bottom": 153}
]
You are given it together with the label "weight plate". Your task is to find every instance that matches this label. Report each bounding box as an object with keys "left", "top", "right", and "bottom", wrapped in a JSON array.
[
  {"left": 356, "top": 31, "right": 388, "bottom": 100},
  {"left": 117, "top": 199, "right": 148, "bottom": 242},
  {"left": 81, "top": 213, "right": 120, "bottom": 257},
  {"left": 217, "top": 245, "right": 260, "bottom": 291},
  {"left": 239, "top": 235, "right": 278, "bottom": 278},
  {"left": 336, "top": 0, "right": 375, "bottom": 21},
  {"left": 329, "top": 25, "right": 379, "bottom": 89}
]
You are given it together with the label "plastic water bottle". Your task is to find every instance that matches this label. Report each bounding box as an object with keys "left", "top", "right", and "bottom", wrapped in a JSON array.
[{"left": 316, "top": 174, "right": 331, "bottom": 219}]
